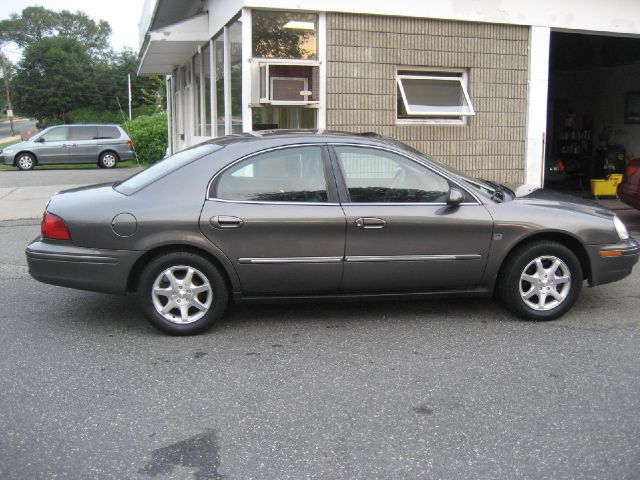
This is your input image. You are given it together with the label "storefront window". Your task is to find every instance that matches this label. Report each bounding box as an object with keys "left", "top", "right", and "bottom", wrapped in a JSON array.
[
  {"left": 229, "top": 20, "right": 243, "bottom": 134},
  {"left": 214, "top": 34, "right": 225, "bottom": 137},
  {"left": 252, "top": 11, "right": 317, "bottom": 60},
  {"left": 202, "top": 43, "right": 212, "bottom": 136},
  {"left": 252, "top": 106, "right": 317, "bottom": 130}
]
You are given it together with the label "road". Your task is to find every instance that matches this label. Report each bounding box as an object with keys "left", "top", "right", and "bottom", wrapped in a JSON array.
[
  {"left": 1, "top": 217, "right": 639, "bottom": 476},
  {"left": 0, "top": 118, "right": 36, "bottom": 139}
]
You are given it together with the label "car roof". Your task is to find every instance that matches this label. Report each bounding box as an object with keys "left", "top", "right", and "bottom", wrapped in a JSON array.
[{"left": 204, "top": 129, "right": 418, "bottom": 153}]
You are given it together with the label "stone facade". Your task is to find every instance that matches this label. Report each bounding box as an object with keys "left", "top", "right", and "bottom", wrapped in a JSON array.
[{"left": 326, "top": 13, "right": 529, "bottom": 184}]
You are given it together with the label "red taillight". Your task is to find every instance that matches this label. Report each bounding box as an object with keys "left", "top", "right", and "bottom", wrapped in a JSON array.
[
  {"left": 41, "top": 212, "right": 71, "bottom": 240},
  {"left": 127, "top": 139, "right": 133, "bottom": 148},
  {"left": 626, "top": 165, "right": 638, "bottom": 177}
]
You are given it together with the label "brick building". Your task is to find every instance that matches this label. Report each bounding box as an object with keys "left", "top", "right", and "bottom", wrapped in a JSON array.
[{"left": 137, "top": 0, "right": 640, "bottom": 187}]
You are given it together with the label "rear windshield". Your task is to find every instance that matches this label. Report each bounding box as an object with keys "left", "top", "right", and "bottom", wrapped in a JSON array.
[{"left": 114, "top": 144, "right": 222, "bottom": 195}]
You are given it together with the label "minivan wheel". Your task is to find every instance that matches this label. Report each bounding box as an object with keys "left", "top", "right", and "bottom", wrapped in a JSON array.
[
  {"left": 98, "top": 151, "right": 118, "bottom": 168},
  {"left": 498, "top": 241, "right": 582, "bottom": 321},
  {"left": 137, "top": 252, "right": 229, "bottom": 335},
  {"left": 16, "top": 153, "right": 36, "bottom": 171}
]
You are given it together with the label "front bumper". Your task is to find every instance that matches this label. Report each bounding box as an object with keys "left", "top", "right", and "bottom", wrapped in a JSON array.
[
  {"left": 26, "top": 238, "right": 143, "bottom": 295},
  {"left": 587, "top": 237, "right": 640, "bottom": 286}
]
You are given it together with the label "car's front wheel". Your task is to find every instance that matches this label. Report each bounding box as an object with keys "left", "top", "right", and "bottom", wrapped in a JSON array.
[
  {"left": 137, "top": 252, "right": 229, "bottom": 335},
  {"left": 498, "top": 241, "right": 583, "bottom": 321},
  {"left": 98, "top": 151, "right": 118, "bottom": 168},
  {"left": 16, "top": 153, "right": 36, "bottom": 170}
]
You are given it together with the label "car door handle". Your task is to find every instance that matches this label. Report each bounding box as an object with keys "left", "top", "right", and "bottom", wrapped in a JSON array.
[
  {"left": 355, "top": 217, "right": 387, "bottom": 229},
  {"left": 210, "top": 215, "right": 244, "bottom": 229},
  {"left": 62, "top": 144, "right": 78, "bottom": 147}
]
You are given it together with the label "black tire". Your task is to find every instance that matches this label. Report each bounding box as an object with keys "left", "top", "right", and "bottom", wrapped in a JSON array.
[
  {"left": 98, "top": 151, "right": 119, "bottom": 168},
  {"left": 498, "top": 241, "right": 583, "bottom": 321},
  {"left": 16, "top": 152, "right": 36, "bottom": 170},
  {"left": 137, "top": 252, "right": 229, "bottom": 335}
]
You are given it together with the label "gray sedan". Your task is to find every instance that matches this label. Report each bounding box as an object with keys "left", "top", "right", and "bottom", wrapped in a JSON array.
[{"left": 26, "top": 131, "right": 640, "bottom": 335}]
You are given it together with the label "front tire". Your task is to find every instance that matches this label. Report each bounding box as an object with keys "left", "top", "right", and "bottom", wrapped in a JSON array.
[
  {"left": 137, "top": 252, "right": 229, "bottom": 335},
  {"left": 98, "top": 151, "right": 118, "bottom": 168},
  {"left": 16, "top": 153, "right": 36, "bottom": 170},
  {"left": 498, "top": 241, "right": 583, "bottom": 321}
]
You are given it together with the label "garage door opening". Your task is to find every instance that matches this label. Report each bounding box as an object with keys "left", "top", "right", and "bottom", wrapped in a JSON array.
[{"left": 545, "top": 32, "right": 640, "bottom": 193}]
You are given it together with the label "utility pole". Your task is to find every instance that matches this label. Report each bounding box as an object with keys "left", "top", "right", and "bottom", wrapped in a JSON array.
[{"left": 0, "top": 53, "right": 15, "bottom": 136}]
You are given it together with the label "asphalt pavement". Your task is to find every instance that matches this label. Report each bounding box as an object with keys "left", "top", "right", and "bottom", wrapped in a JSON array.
[
  {"left": 1, "top": 221, "right": 639, "bottom": 479},
  {"left": 0, "top": 118, "right": 36, "bottom": 139}
]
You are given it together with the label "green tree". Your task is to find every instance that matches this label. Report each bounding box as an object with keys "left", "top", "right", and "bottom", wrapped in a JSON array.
[
  {"left": 0, "top": 6, "right": 111, "bottom": 53},
  {"left": 12, "top": 36, "right": 96, "bottom": 122}
]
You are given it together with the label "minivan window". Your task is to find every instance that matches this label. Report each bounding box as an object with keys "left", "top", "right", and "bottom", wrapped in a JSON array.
[
  {"left": 97, "top": 126, "right": 120, "bottom": 139},
  {"left": 69, "top": 126, "right": 97, "bottom": 141},
  {"left": 115, "top": 144, "right": 221, "bottom": 195},
  {"left": 41, "top": 127, "right": 68, "bottom": 142}
]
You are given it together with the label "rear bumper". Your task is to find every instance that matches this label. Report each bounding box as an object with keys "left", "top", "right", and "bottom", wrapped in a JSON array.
[
  {"left": 26, "top": 238, "right": 142, "bottom": 294},
  {"left": 587, "top": 238, "right": 640, "bottom": 286}
]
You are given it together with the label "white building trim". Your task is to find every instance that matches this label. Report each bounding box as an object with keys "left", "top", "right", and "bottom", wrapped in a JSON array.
[
  {"left": 241, "top": 8, "right": 253, "bottom": 133},
  {"left": 525, "top": 26, "right": 551, "bottom": 188}
]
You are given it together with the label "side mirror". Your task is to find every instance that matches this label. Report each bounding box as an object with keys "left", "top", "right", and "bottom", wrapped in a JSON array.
[
  {"left": 446, "top": 187, "right": 465, "bottom": 206},
  {"left": 36, "top": 137, "right": 45, "bottom": 143}
]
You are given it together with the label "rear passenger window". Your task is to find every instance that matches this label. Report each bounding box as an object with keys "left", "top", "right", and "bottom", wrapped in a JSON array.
[
  {"left": 69, "top": 126, "right": 97, "bottom": 141},
  {"left": 215, "top": 146, "right": 327, "bottom": 202},
  {"left": 96, "top": 126, "right": 120, "bottom": 139}
]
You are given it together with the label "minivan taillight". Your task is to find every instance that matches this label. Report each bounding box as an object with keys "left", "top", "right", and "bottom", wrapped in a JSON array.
[
  {"left": 127, "top": 139, "right": 133, "bottom": 148},
  {"left": 41, "top": 212, "right": 71, "bottom": 240},
  {"left": 626, "top": 165, "right": 638, "bottom": 177}
]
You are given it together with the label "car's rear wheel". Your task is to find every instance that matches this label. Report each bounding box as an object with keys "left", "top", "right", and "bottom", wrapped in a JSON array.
[
  {"left": 498, "top": 241, "right": 582, "bottom": 320},
  {"left": 138, "top": 252, "right": 228, "bottom": 335},
  {"left": 98, "top": 151, "right": 118, "bottom": 168},
  {"left": 16, "top": 153, "right": 35, "bottom": 171}
]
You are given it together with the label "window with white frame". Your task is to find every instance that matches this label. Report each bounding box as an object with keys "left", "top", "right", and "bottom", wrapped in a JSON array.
[{"left": 396, "top": 69, "right": 475, "bottom": 124}]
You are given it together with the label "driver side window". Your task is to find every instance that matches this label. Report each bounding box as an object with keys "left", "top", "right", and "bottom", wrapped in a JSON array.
[
  {"left": 334, "top": 146, "right": 450, "bottom": 203},
  {"left": 41, "top": 127, "right": 68, "bottom": 142}
]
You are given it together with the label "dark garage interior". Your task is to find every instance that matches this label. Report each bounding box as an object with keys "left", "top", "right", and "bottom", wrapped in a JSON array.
[{"left": 545, "top": 32, "right": 640, "bottom": 194}]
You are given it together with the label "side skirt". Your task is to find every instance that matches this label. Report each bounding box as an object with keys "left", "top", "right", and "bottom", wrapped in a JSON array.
[{"left": 233, "top": 287, "right": 492, "bottom": 304}]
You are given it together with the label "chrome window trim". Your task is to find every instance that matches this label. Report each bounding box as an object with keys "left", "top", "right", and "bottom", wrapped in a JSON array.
[
  {"left": 329, "top": 143, "right": 483, "bottom": 205},
  {"left": 345, "top": 254, "right": 482, "bottom": 263},
  {"left": 211, "top": 198, "right": 340, "bottom": 206},
  {"left": 206, "top": 143, "right": 330, "bottom": 203}
]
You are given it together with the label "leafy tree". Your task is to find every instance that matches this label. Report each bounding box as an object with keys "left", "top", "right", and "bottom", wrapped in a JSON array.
[
  {"left": 0, "top": 6, "right": 111, "bottom": 53},
  {"left": 252, "top": 11, "right": 316, "bottom": 59},
  {"left": 12, "top": 36, "right": 96, "bottom": 122}
]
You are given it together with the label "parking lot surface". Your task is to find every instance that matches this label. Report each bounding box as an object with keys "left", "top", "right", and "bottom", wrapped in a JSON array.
[{"left": 1, "top": 218, "right": 639, "bottom": 479}]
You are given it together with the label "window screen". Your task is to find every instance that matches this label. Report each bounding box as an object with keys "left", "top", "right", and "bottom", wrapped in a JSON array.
[
  {"left": 335, "top": 146, "right": 449, "bottom": 203},
  {"left": 215, "top": 146, "right": 327, "bottom": 202}
]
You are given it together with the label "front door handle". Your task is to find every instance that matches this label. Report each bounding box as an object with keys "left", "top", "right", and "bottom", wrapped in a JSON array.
[
  {"left": 210, "top": 215, "right": 244, "bottom": 229},
  {"left": 355, "top": 217, "right": 387, "bottom": 230}
]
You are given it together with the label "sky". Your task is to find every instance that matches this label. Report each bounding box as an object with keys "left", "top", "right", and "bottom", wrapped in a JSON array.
[{"left": 0, "top": 0, "right": 146, "bottom": 61}]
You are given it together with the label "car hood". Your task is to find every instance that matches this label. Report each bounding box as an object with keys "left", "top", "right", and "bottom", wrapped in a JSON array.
[
  {"left": 514, "top": 188, "right": 615, "bottom": 220},
  {"left": 1, "top": 140, "right": 29, "bottom": 151}
]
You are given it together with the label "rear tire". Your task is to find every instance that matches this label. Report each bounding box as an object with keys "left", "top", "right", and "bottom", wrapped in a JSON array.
[
  {"left": 98, "top": 151, "right": 118, "bottom": 169},
  {"left": 137, "top": 252, "right": 228, "bottom": 335},
  {"left": 16, "top": 153, "right": 36, "bottom": 171},
  {"left": 498, "top": 241, "right": 582, "bottom": 321}
]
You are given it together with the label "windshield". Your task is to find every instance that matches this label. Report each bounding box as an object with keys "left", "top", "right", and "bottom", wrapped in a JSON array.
[
  {"left": 401, "top": 144, "right": 506, "bottom": 201},
  {"left": 115, "top": 143, "right": 222, "bottom": 195}
]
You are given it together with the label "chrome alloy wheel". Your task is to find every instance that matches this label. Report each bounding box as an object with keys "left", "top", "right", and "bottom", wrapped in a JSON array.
[
  {"left": 101, "top": 153, "right": 117, "bottom": 168},
  {"left": 17, "top": 154, "right": 34, "bottom": 170},
  {"left": 151, "top": 265, "right": 213, "bottom": 324},
  {"left": 519, "top": 255, "right": 571, "bottom": 311}
]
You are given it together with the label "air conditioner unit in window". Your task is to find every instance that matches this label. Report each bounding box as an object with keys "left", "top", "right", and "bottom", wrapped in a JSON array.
[{"left": 258, "top": 62, "right": 319, "bottom": 105}]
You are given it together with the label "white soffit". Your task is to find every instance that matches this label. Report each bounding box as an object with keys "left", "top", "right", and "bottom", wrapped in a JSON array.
[{"left": 138, "top": 13, "right": 210, "bottom": 75}]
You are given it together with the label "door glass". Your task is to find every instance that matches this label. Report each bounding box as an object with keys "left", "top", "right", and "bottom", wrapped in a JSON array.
[
  {"left": 41, "top": 127, "right": 68, "bottom": 142},
  {"left": 69, "top": 126, "right": 97, "bottom": 141},
  {"left": 335, "top": 146, "right": 449, "bottom": 203},
  {"left": 214, "top": 146, "right": 327, "bottom": 202},
  {"left": 97, "top": 126, "right": 120, "bottom": 139}
]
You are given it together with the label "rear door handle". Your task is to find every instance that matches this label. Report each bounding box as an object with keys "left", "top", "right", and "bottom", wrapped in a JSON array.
[
  {"left": 210, "top": 215, "right": 244, "bottom": 229},
  {"left": 355, "top": 217, "right": 386, "bottom": 229}
]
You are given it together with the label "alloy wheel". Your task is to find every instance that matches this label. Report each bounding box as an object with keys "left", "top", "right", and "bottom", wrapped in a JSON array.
[
  {"left": 151, "top": 265, "right": 213, "bottom": 324},
  {"left": 518, "top": 255, "right": 571, "bottom": 311}
]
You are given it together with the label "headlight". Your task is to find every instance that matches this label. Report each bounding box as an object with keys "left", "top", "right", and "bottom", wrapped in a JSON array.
[{"left": 614, "top": 216, "right": 629, "bottom": 240}]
